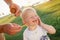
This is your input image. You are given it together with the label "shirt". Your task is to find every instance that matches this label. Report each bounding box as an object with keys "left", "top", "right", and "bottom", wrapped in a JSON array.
[{"left": 23, "top": 25, "right": 50, "bottom": 40}]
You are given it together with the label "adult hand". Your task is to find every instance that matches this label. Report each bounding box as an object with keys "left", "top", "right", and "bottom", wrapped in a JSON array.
[
  {"left": 9, "top": 3, "right": 21, "bottom": 17},
  {"left": 2, "top": 23, "right": 22, "bottom": 35}
]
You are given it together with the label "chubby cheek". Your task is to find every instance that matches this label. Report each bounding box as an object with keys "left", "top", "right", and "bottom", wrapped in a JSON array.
[
  {"left": 28, "top": 19, "right": 37, "bottom": 25},
  {"left": 29, "top": 19, "right": 34, "bottom": 24},
  {"left": 24, "top": 18, "right": 39, "bottom": 26},
  {"left": 24, "top": 19, "right": 33, "bottom": 26}
]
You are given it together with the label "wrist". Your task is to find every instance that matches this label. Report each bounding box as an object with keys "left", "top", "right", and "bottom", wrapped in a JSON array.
[
  {"left": 7, "top": 2, "right": 13, "bottom": 6},
  {"left": 40, "top": 22, "right": 45, "bottom": 27}
]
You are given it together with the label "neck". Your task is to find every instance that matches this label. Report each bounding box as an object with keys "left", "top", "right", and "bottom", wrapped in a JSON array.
[{"left": 28, "top": 25, "right": 37, "bottom": 31}]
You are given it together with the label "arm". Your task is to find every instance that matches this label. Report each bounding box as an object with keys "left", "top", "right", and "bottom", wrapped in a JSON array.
[
  {"left": 40, "top": 22, "right": 56, "bottom": 34},
  {"left": 4, "top": 0, "right": 13, "bottom": 5},
  {"left": 37, "top": 17, "right": 56, "bottom": 34}
]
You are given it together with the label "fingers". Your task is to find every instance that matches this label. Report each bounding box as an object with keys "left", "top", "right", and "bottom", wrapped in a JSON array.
[
  {"left": 15, "top": 8, "right": 21, "bottom": 16},
  {"left": 10, "top": 3, "right": 21, "bottom": 17},
  {"left": 2, "top": 23, "right": 22, "bottom": 35},
  {"left": 8, "top": 27, "right": 22, "bottom": 35},
  {"left": 37, "top": 17, "right": 44, "bottom": 26},
  {"left": 36, "top": 16, "right": 41, "bottom": 26},
  {"left": 10, "top": 4, "right": 16, "bottom": 14},
  {"left": 15, "top": 5, "right": 21, "bottom": 16}
]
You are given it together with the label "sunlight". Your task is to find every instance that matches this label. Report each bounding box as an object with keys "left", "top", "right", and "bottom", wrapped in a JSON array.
[
  {"left": 13, "top": 0, "right": 49, "bottom": 7},
  {"left": 0, "top": 0, "right": 49, "bottom": 18}
]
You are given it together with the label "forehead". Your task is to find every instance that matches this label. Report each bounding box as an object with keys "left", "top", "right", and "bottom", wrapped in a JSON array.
[
  {"left": 22, "top": 9, "right": 37, "bottom": 19},
  {"left": 24, "top": 9, "right": 36, "bottom": 15}
]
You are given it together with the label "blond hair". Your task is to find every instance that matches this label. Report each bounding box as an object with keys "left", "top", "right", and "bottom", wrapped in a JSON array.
[{"left": 20, "top": 7, "right": 38, "bottom": 18}]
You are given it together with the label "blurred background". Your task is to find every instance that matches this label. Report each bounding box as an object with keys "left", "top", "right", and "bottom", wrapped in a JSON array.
[{"left": 0, "top": 0, "right": 60, "bottom": 40}]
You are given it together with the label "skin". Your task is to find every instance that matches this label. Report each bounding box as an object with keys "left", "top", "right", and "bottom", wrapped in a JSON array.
[
  {"left": 22, "top": 8, "right": 56, "bottom": 34},
  {"left": 0, "top": 25, "right": 21, "bottom": 39},
  {"left": 0, "top": 23, "right": 22, "bottom": 40},
  {"left": 2, "top": 23, "right": 22, "bottom": 35},
  {"left": 4, "top": 0, "right": 21, "bottom": 16},
  {"left": 0, "top": 33, "right": 5, "bottom": 40},
  {"left": 0, "top": 0, "right": 21, "bottom": 40}
]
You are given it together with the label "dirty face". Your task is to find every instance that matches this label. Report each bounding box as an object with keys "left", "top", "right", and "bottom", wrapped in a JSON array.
[{"left": 22, "top": 9, "right": 40, "bottom": 27}]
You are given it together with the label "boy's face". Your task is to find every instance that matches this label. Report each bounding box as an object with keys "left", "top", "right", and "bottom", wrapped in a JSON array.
[{"left": 22, "top": 9, "right": 39, "bottom": 27}]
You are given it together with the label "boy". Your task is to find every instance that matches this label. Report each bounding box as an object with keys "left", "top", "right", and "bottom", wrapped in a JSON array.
[{"left": 21, "top": 7, "right": 56, "bottom": 40}]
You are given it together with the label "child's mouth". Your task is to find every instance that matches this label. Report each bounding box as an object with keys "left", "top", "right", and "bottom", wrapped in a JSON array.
[
  {"left": 32, "top": 20, "right": 37, "bottom": 22},
  {"left": 32, "top": 19, "right": 38, "bottom": 24}
]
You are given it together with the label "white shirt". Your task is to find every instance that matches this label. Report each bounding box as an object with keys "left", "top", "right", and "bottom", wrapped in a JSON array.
[
  {"left": 23, "top": 25, "right": 50, "bottom": 40},
  {"left": 0, "top": 0, "right": 10, "bottom": 18}
]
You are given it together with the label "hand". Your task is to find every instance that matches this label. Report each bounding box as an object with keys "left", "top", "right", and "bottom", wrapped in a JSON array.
[
  {"left": 9, "top": 3, "right": 21, "bottom": 17},
  {"left": 2, "top": 23, "right": 22, "bottom": 35},
  {"left": 37, "top": 16, "right": 43, "bottom": 26}
]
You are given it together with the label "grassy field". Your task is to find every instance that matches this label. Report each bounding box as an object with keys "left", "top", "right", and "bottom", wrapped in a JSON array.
[{"left": 0, "top": 0, "right": 60, "bottom": 40}]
